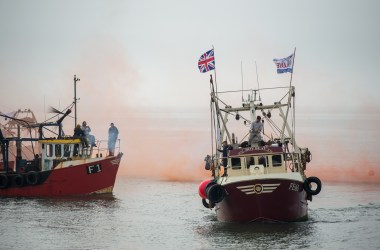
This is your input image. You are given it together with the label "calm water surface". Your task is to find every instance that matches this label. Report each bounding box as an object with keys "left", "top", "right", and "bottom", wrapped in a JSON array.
[{"left": 0, "top": 177, "right": 379, "bottom": 250}]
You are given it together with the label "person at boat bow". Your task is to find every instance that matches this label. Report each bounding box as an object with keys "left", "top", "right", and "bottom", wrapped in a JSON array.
[
  {"left": 218, "top": 141, "right": 232, "bottom": 177},
  {"left": 248, "top": 115, "right": 263, "bottom": 146},
  {"left": 108, "top": 122, "right": 119, "bottom": 156}
]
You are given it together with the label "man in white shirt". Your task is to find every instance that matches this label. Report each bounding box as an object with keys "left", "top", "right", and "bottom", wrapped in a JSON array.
[{"left": 248, "top": 116, "right": 263, "bottom": 146}]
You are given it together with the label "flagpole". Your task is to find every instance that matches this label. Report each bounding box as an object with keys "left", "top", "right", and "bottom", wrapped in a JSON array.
[
  {"left": 289, "top": 47, "right": 296, "bottom": 87},
  {"left": 211, "top": 45, "right": 224, "bottom": 147},
  {"left": 288, "top": 47, "right": 296, "bottom": 150},
  {"left": 212, "top": 45, "right": 219, "bottom": 96},
  {"left": 73, "top": 75, "right": 80, "bottom": 128}
]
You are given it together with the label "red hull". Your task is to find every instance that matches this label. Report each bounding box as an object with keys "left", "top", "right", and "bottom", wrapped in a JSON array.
[
  {"left": 0, "top": 154, "right": 122, "bottom": 197},
  {"left": 215, "top": 179, "right": 308, "bottom": 222}
]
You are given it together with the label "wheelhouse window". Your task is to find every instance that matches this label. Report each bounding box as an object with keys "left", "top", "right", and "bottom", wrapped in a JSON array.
[
  {"left": 248, "top": 157, "right": 255, "bottom": 166},
  {"left": 55, "top": 144, "right": 62, "bottom": 157},
  {"left": 258, "top": 156, "right": 268, "bottom": 167},
  {"left": 73, "top": 143, "right": 80, "bottom": 156},
  {"left": 272, "top": 155, "right": 282, "bottom": 167},
  {"left": 46, "top": 144, "right": 53, "bottom": 157},
  {"left": 231, "top": 157, "right": 241, "bottom": 169},
  {"left": 64, "top": 144, "right": 71, "bottom": 157}
]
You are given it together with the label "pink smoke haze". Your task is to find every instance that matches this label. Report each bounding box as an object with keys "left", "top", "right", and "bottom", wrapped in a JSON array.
[
  {"left": 2, "top": 42, "right": 379, "bottom": 185},
  {"left": 298, "top": 112, "right": 380, "bottom": 184}
]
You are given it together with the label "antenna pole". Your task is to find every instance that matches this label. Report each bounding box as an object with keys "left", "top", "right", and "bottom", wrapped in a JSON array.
[
  {"left": 241, "top": 61, "right": 244, "bottom": 101},
  {"left": 255, "top": 61, "right": 261, "bottom": 101},
  {"left": 74, "top": 75, "right": 80, "bottom": 128},
  {"left": 286, "top": 47, "right": 296, "bottom": 149}
]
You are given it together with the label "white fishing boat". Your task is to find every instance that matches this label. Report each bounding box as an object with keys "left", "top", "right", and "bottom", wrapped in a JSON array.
[{"left": 198, "top": 68, "right": 322, "bottom": 222}]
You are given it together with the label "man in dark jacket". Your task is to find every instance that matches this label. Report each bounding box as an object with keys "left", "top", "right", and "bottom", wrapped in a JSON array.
[
  {"left": 73, "top": 124, "right": 88, "bottom": 148},
  {"left": 218, "top": 141, "right": 232, "bottom": 177}
]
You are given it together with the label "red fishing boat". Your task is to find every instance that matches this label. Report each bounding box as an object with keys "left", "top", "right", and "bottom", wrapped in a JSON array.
[
  {"left": 0, "top": 75, "right": 123, "bottom": 197},
  {"left": 198, "top": 73, "right": 321, "bottom": 223}
]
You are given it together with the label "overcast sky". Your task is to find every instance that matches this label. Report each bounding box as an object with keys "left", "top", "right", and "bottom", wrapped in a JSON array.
[{"left": 1, "top": 0, "right": 379, "bottom": 181}]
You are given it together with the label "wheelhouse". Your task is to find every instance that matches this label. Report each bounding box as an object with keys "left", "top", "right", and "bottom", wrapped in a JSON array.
[
  {"left": 227, "top": 145, "right": 286, "bottom": 177},
  {"left": 39, "top": 138, "right": 90, "bottom": 171}
]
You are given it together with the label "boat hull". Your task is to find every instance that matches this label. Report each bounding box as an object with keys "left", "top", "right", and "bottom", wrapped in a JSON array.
[
  {"left": 0, "top": 154, "right": 122, "bottom": 197},
  {"left": 215, "top": 178, "right": 308, "bottom": 222}
]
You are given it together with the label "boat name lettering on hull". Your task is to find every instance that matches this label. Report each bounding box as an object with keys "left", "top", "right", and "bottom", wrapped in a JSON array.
[
  {"left": 87, "top": 164, "right": 102, "bottom": 174},
  {"left": 237, "top": 147, "right": 273, "bottom": 155},
  {"left": 289, "top": 183, "right": 299, "bottom": 192},
  {"left": 111, "top": 159, "right": 121, "bottom": 165}
]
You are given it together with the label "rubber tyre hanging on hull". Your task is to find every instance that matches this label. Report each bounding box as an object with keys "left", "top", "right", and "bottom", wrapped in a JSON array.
[
  {"left": 202, "top": 198, "right": 215, "bottom": 209},
  {"left": 303, "top": 176, "right": 322, "bottom": 196},
  {"left": 12, "top": 174, "right": 25, "bottom": 187},
  {"left": 26, "top": 171, "right": 39, "bottom": 185},
  {"left": 206, "top": 184, "right": 225, "bottom": 203},
  {"left": 0, "top": 174, "right": 8, "bottom": 189}
]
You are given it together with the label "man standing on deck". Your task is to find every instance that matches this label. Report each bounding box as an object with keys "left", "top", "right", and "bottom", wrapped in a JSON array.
[
  {"left": 108, "top": 123, "right": 119, "bottom": 156},
  {"left": 81, "top": 121, "right": 96, "bottom": 147},
  {"left": 218, "top": 141, "right": 232, "bottom": 177},
  {"left": 248, "top": 115, "right": 263, "bottom": 146},
  {"left": 74, "top": 124, "right": 88, "bottom": 148}
]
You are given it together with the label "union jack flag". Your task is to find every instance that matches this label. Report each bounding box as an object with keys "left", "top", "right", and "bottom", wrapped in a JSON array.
[{"left": 198, "top": 49, "right": 215, "bottom": 73}]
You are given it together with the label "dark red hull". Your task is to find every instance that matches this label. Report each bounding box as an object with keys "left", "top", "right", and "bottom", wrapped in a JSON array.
[
  {"left": 0, "top": 154, "right": 122, "bottom": 197},
  {"left": 215, "top": 178, "right": 308, "bottom": 222}
]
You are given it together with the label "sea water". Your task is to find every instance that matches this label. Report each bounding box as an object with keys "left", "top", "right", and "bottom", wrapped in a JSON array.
[{"left": 0, "top": 177, "right": 379, "bottom": 250}]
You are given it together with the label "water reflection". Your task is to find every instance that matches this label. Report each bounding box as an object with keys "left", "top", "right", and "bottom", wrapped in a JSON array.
[
  {"left": 0, "top": 194, "right": 123, "bottom": 250},
  {"left": 196, "top": 217, "right": 316, "bottom": 249},
  {"left": 36, "top": 194, "right": 120, "bottom": 208},
  {"left": 0, "top": 193, "right": 120, "bottom": 209}
]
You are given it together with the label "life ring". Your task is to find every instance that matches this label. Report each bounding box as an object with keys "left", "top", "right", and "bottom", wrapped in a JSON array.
[
  {"left": 202, "top": 198, "right": 215, "bottom": 209},
  {"left": 0, "top": 174, "right": 8, "bottom": 189},
  {"left": 12, "top": 174, "right": 25, "bottom": 187},
  {"left": 26, "top": 171, "right": 39, "bottom": 185},
  {"left": 303, "top": 176, "right": 322, "bottom": 196}
]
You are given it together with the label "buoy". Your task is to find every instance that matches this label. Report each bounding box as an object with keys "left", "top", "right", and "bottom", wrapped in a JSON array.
[
  {"left": 198, "top": 179, "right": 212, "bottom": 199},
  {"left": 199, "top": 179, "right": 226, "bottom": 207}
]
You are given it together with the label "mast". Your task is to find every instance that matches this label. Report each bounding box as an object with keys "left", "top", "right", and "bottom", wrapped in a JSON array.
[
  {"left": 73, "top": 75, "right": 80, "bottom": 128},
  {"left": 289, "top": 48, "right": 296, "bottom": 148},
  {"left": 289, "top": 47, "right": 296, "bottom": 88},
  {"left": 241, "top": 61, "right": 243, "bottom": 102}
]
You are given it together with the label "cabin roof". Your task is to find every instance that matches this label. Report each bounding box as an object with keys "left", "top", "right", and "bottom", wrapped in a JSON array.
[{"left": 229, "top": 146, "right": 283, "bottom": 157}]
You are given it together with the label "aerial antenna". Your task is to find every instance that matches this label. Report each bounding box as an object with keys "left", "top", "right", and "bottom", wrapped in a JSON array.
[
  {"left": 44, "top": 96, "right": 46, "bottom": 121},
  {"left": 255, "top": 61, "right": 261, "bottom": 101},
  {"left": 74, "top": 75, "right": 80, "bottom": 128},
  {"left": 241, "top": 61, "right": 244, "bottom": 102}
]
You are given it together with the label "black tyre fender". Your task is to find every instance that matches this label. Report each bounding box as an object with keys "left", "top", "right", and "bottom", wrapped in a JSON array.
[
  {"left": 26, "top": 171, "right": 39, "bottom": 185},
  {"left": 0, "top": 174, "right": 8, "bottom": 189},
  {"left": 12, "top": 174, "right": 25, "bottom": 187},
  {"left": 206, "top": 183, "right": 225, "bottom": 203},
  {"left": 202, "top": 198, "right": 215, "bottom": 209},
  {"left": 303, "top": 176, "right": 322, "bottom": 196}
]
